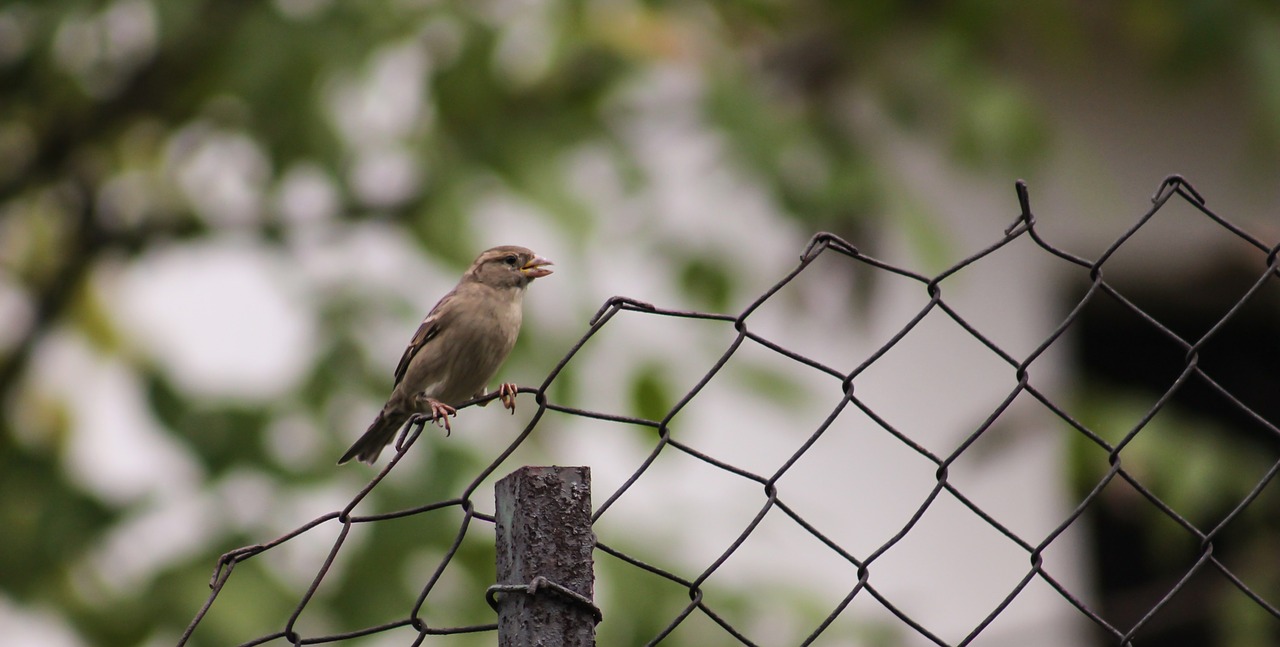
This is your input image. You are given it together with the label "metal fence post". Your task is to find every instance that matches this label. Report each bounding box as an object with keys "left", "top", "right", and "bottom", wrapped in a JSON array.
[{"left": 492, "top": 466, "right": 598, "bottom": 647}]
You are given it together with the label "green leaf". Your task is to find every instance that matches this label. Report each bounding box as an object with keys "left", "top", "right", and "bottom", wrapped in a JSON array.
[
  {"left": 678, "top": 257, "right": 734, "bottom": 313},
  {"left": 629, "top": 363, "right": 673, "bottom": 422}
]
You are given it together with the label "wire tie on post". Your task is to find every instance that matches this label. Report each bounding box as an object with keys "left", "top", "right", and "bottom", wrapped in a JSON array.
[{"left": 486, "top": 575, "right": 604, "bottom": 624}]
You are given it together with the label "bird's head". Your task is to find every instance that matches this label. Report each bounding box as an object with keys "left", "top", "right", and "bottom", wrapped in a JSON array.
[{"left": 467, "top": 246, "right": 554, "bottom": 289}]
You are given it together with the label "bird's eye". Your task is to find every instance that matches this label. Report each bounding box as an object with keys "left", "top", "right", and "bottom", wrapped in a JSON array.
[{"left": 504, "top": 255, "right": 518, "bottom": 266}]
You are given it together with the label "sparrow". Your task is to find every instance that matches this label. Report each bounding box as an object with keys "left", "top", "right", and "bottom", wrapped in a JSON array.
[{"left": 339, "top": 246, "right": 553, "bottom": 464}]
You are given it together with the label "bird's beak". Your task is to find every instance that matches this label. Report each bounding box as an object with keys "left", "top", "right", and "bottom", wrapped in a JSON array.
[{"left": 521, "top": 256, "right": 554, "bottom": 279}]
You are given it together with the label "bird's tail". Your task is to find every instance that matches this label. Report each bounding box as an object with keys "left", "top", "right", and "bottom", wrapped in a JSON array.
[{"left": 338, "top": 408, "right": 411, "bottom": 465}]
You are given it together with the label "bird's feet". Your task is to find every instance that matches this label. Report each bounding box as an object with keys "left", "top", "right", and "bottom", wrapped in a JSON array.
[
  {"left": 498, "top": 382, "right": 518, "bottom": 413},
  {"left": 412, "top": 395, "right": 457, "bottom": 436}
]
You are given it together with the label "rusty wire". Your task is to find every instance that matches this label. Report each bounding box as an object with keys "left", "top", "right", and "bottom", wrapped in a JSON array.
[{"left": 179, "top": 176, "right": 1280, "bottom": 646}]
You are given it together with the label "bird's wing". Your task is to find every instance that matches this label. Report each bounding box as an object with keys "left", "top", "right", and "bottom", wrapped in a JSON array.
[{"left": 392, "top": 289, "right": 458, "bottom": 386}]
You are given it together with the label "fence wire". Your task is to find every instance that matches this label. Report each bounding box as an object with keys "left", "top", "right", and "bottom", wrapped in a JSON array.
[{"left": 179, "top": 176, "right": 1280, "bottom": 646}]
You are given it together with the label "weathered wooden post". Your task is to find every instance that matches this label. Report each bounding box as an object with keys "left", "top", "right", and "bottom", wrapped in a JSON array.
[{"left": 492, "top": 466, "right": 598, "bottom": 647}]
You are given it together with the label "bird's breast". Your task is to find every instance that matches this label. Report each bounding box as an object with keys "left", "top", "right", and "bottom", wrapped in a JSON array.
[{"left": 432, "top": 291, "right": 522, "bottom": 404}]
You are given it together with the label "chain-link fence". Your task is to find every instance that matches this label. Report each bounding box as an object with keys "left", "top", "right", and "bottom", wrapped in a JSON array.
[{"left": 179, "top": 176, "right": 1280, "bottom": 646}]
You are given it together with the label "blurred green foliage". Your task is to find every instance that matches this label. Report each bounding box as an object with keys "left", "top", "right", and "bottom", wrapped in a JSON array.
[
  {"left": 2, "top": 0, "right": 1280, "bottom": 645},
  {"left": 1072, "top": 386, "right": 1280, "bottom": 646}
]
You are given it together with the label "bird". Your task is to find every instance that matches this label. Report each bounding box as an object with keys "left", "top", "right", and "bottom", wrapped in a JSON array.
[{"left": 339, "top": 245, "right": 553, "bottom": 464}]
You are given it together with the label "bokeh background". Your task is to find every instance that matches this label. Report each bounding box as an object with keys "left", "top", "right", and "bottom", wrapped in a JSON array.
[{"left": 4, "top": 1, "right": 1280, "bottom": 646}]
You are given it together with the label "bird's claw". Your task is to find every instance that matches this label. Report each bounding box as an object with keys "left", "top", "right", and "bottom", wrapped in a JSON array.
[
  {"left": 498, "top": 383, "right": 518, "bottom": 414},
  {"left": 431, "top": 400, "right": 457, "bottom": 435},
  {"left": 411, "top": 397, "right": 456, "bottom": 436}
]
